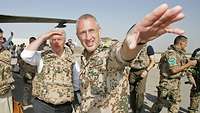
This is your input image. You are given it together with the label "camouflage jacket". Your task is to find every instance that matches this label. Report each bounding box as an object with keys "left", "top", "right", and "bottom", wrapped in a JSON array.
[
  {"left": 0, "top": 49, "right": 12, "bottom": 95},
  {"left": 130, "top": 44, "right": 150, "bottom": 70},
  {"left": 32, "top": 47, "right": 74, "bottom": 104},
  {"left": 79, "top": 38, "right": 129, "bottom": 113},
  {"left": 158, "top": 45, "right": 187, "bottom": 90}
]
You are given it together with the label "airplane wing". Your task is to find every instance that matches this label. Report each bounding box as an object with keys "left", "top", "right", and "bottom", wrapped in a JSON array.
[{"left": 0, "top": 14, "right": 76, "bottom": 24}]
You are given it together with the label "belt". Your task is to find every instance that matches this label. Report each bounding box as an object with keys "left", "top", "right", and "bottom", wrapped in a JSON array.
[{"left": 35, "top": 98, "right": 72, "bottom": 108}]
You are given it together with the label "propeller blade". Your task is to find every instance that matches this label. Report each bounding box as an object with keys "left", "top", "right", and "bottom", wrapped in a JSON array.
[{"left": 0, "top": 14, "right": 76, "bottom": 24}]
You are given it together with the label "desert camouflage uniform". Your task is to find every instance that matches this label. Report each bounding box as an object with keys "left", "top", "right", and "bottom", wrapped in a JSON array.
[
  {"left": 0, "top": 49, "right": 14, "bottom": 113},
  {"left": 0, "top": 49, "right": 13, "bottom": 95},
  {"left": 151, "top": 45, "right": 187, "bottom": 113},
  {"left": 32, "top": 47, "right": 74, "bottom": 105},
  {"left": 79, "top": 38, "right": 129, "bottom": 113},
  {"left": 129, "top": 45, "right": 150, "bottom": 113}
]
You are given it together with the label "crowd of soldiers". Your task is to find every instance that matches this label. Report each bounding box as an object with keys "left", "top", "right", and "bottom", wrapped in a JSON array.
[{"left": 0, "top": 3, "right": 200, "bottom": 113}]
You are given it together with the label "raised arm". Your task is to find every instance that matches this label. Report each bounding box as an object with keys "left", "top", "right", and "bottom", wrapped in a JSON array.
[
  {"left": 26, "top": 30, "right": 63, "bottom": 51},
  {"left": 120, "top": 4, "right": 184, "bottom": 61},
  {"left": 21, "top": 29, "right": 64, "bottom": 66}
]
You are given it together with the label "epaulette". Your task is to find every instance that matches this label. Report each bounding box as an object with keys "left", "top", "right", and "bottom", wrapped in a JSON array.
[
  {"left": 167, "top": 50, "right": 176, "bottom": 56},
  {"left": 160, "top": 50, "right": 177, "bottom": 63},
  {"left": 101, "top": 37, "right": 119, "bottom": 48}
]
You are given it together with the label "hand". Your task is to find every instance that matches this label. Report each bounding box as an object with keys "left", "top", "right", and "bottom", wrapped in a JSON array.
[
  {"left": 187, "top": 60, "right": 197, "bottom": 67},
  {"left": 190, "top": 76, "right": 197, "bottom": 88},
  {"left": 39, "top": 29, "right": 65, "bottom": 41},
  {"left": 7, "top": 77, "right": 15, "bottom": 84},
  {"left": 127, "top": 4, "right": 184, "bottom": 49},
  {"left": 186, "top": 74, "right": 197, "bottom": 88},
  {"left": 140, "top": 70, "right": 148, "bottom": 78}
]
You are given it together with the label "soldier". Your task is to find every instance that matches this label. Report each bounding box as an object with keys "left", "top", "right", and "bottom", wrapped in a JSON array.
[
  {"left": 76, "top": 4, "right": 186, "bottom": 113},
  {"left": 66, "top": 39, "right": 75, "bottom": 54},
  {"left": 2, "top": 32, "right": 14, "bottom": 50},
  {"left": 20, "top": 37, "right": 37, "bottom": 106},
  {"left": 129, "top": 45, "right": 155, "bottom": 113},
  {"left": 0, "top": 28, "right": 15, "bottom": 113},
  {"left": 21, "top": 29, "right": 74, "bottom": 113},
  {"left": 150, "top": 35, "right": 197, "bottom": 113},
  {"left": 187, "top": 48, "right": 200, "bottom": 113}
]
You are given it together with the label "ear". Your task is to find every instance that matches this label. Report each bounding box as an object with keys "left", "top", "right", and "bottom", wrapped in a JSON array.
[{"left": 98, "top": 26, "right": 101, "bottom": 35}]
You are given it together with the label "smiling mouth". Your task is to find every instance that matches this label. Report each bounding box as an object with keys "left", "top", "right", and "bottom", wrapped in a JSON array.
[{"left": 86, "top": 41, "right": 95, "bottom": 47}]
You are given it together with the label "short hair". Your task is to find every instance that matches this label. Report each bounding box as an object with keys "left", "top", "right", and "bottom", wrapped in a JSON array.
[
  {"left": 29, "top": 37, "right": 36, "bottom": 41},
  {"left": 76, "top": 14, "right": 99, "bottom": 29},
  {"left": 0, "top": 28, "right": 3, "bottom": 33},
  {"left": 174, "top": 35, "right": 188, "bottom": 45},
  {"left": 77, "top": 14, "right": 97, "bottom": 22},
  {"left": 29, "top": 37, "right": 36, "bottom": 43}
]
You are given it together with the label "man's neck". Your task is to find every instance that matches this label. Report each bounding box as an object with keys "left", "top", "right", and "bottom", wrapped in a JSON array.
[
  {"left": 53, "top": 48, "right": 64, "bottom": 57},
  {"left": 0, "top": 46, "right": 4, "bottom": 52}
]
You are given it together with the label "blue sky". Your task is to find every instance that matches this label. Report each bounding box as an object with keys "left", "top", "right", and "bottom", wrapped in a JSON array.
[{"left": 0, "top": 0, "right": 199, "bottom": 52}]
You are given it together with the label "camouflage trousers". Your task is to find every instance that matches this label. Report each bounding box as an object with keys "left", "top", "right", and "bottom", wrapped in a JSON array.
[
  {"left": 150, "top": 87, "right": 181, "bottom": 113},
  {"left": 129, "top": 71, "right": 147, "bottom": 113},
  {"left": 188, "top": 91, "right": 200, "bottom": 113}
]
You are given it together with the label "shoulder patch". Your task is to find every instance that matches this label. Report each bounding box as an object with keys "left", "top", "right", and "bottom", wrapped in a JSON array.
[{"left": 168, "top": 57, "right": 177, "bottom": 66}]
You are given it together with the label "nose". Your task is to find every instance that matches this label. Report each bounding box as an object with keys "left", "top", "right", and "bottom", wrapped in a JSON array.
[{"left": 85, "top": 31, "right": 92, "bottom": 41}]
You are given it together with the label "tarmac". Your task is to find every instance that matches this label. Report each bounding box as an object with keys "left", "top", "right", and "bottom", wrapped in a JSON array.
[{"left": 12, "top": 66, "right": 199, "bottom": 113}]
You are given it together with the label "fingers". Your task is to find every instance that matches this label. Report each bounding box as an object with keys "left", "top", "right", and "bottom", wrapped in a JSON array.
[
  {"left": 151, "top": 27, "right": 184, "bottom": 38},
  {"left": 39, "top": 31, "right": 63, "bottom": 41},
  {"left": 50, "top": 31, "right": 64, "bottom": 36},
  {"left": 140, "top": 3, "right": 168, "bottom": 27},
  {"left": 165, "top": 27, "right": 185, "bottom": 35},
  {"left": 152, "top": 5, "right": 183, "bottom": 27},
  {"left": 49, "top": 29, "right": 65, "bottom": 37},
  {"left": 158, "top": 13, "right": 184, "bottom": 29}
]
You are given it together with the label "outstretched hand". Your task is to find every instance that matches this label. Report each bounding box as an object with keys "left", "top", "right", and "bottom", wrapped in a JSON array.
[{"left": 127, "top": 3, "right": 185, "bottom": 49}]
